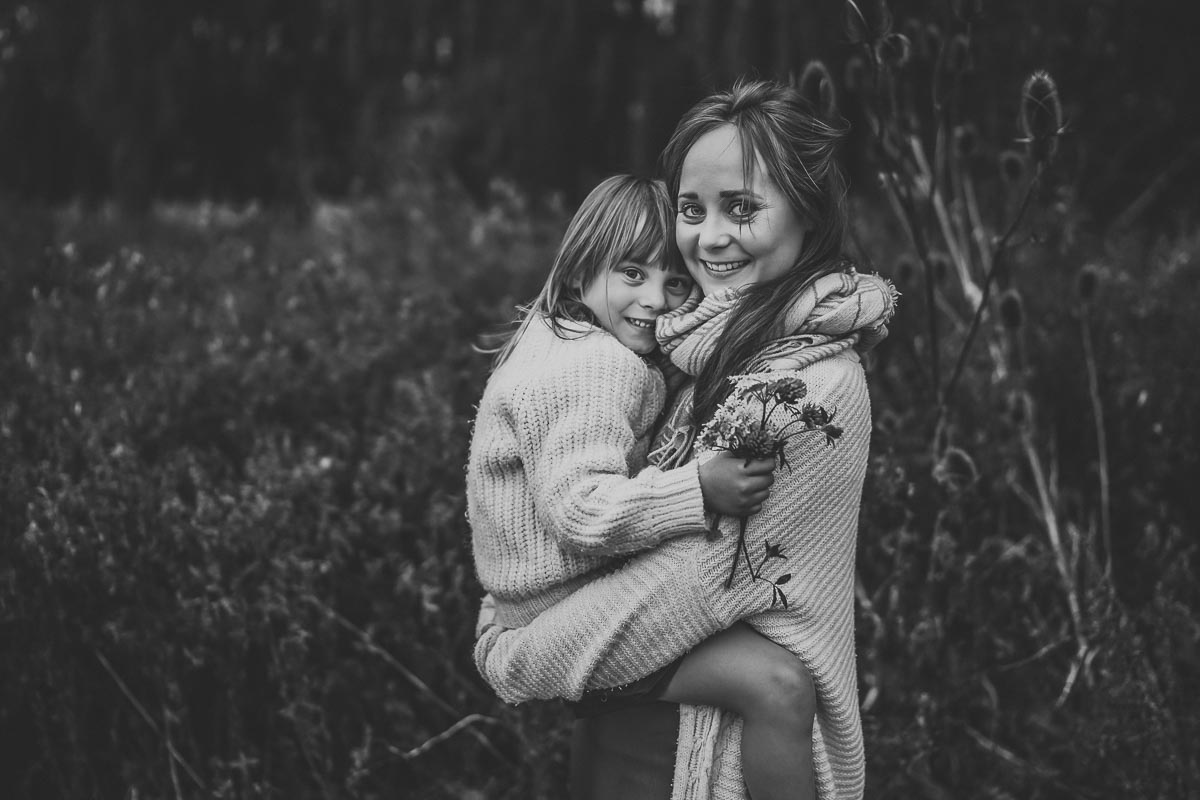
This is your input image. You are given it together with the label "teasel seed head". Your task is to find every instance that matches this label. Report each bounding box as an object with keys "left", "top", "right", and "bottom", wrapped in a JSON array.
[
  {"left": 902, "top": 18, "right": 929, "bottom": 60},
  {"left": 933, "top": 446, "right": 979, "bottom": 492},
  {"left": 928, "top": 252, "right": 951, "bottom": 286},
  {"left": 952, "top": 0, "right": 984, "bottom": 22},
  {"left": 797, "top": 60, "right": 838, "bottom": 119},
  {"left": 1077, "top": 263, "right": 1100, "bottom": 305},
  {"left": 876, "top": 32, "right": 912, "bottom": 69},
  {"left": 844, "top": 0, "right": 893, "bottom": 46},
  {"left": 1007, "top": 389, "right": 1035, "bottom": 431},
  {"left": 999, "top": 288, "right": 1024, "bottom": 331},
  {"left": 945, "top": 33, "right": 973, "bottom": 74},
  {"left": 999, "top": 149, "right": 1026, "bottom": 185},
  {"left": 953, "top": 123, "right": 979, "bottom": 158},
  {"left": 1019, "top": 70, "right": 1063, "bottom": 164},
  {"left": 843, "top": 55, "right": 868, "bottom": 92}
]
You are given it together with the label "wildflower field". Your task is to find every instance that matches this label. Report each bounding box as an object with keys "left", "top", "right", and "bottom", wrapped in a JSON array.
[{"left": 3, "top": 2, "right": 1200, "bottom": 798}]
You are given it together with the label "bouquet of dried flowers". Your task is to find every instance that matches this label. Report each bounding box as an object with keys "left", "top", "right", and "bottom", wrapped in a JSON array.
[{"left": 698, "top": 372, "right": 843, "bottom": 604}]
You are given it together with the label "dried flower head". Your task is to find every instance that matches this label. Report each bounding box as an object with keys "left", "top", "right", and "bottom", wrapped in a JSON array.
[
  {"left": 1077, "top": 263, "right": 1100, "bottom": 305},
  {"left": 952, "top": 0, "right": 984, "bottom": 22},
  {"left": 945, "top": 33, "right": 973, "bottom": 74},
  {"left": 843, "top": 55, "right": 869, "bottom": 92},
  {"left": 1019, "top": 70, "right": 1064, "bottom": 164},
  {"left": 932, "top": 446, "right": 978, "bottom": 492},
  {"left": 927, "top": 252, "right": 951, "bottom": 285},
  {"left": 901, "top": 18, "right": 929, "bottom": 60},
  {"left": 953, "top": 123, "right": 978, "bottom": 158},
  {"left": 876, "top": 32, "right": 912, "bottom": 70},
  {"left": 999, "top": 289, "right": 1024, "bottom": 331},
  {"left": 843, "top": 0, "right": 893, "bottom": 46},
  {"left": 797, "top": 60, "right": 838, "bottom": 120},
  {"left": 1007, "top": 389, "right": 1035, "bottom": 431},
  {"left": 999, "top": 149, "right": 1026, "bottom": 185}
]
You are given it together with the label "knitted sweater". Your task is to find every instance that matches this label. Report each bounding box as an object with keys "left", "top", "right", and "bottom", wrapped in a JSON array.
[
  {"left": 467, "top": 316, "right": 708, "bottom": 629},
  {"left": 476, "top": 350, "right": 869, "bottom": 799}
]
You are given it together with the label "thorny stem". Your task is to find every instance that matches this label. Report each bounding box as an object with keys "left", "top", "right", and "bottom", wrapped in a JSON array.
[
  {"left": 94, "top": 650, "right": 206, "bottom": 791},
  {"left": 880, "top": 169, "right": 941, "bottom": 400},
  {"left": 725, "top": 516, "right": 748, "bottom": 589},
  {"left": 304, "top": 595, "right": 507, "bottom": 763},
  {"left": 1080, "top": 307, "right": 1112, "bottom": 577},
  {"left": 941, "top": 161, "right": 1045, "bottom": 413},
  {"left": 1019, "top": 431, "right": 1087, "bottom": 653}
]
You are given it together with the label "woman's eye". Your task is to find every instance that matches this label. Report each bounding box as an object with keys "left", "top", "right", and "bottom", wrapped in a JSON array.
[
  {"left": 728, "top": 199, "right": 756, "bottom": 220},
  {"left": 678, "top": 203, "right": 703, "bottom": 221}
]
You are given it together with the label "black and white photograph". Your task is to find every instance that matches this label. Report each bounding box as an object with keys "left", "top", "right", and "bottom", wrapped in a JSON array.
[{"left": 2, "top": 1, "right": 1197, "bottom": 798}]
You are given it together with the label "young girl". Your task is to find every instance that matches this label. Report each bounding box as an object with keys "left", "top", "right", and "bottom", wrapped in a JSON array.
[{"left": 467, "top": 174, "right": 818, "bottom": 800}]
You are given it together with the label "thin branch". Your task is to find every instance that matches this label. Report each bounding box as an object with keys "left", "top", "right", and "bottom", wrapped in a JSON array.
[
  {"left": 93, "top": 650, "right": 206, "bottom": 791},
  {"left": 941, "top": 161, "right": 1044, "bottom": 410},
  {"left": 392, "top": 714, "right": 503, "bottom": 760},
  {"left": 1080, "top": 309, "right": 1112, "bottom": 577},
  {"left": 302, "top": 595, "right": 507, "bottom": 763}
]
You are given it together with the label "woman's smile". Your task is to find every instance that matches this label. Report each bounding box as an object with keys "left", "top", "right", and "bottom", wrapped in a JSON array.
[
  {"left": 699, "top": 259, "right": 750, "bottom": 275},
  {"left": 676, "top": 123, "right": 810, "bottom": 294}
]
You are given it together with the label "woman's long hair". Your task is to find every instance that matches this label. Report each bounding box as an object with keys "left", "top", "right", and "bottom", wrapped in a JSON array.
[
  {"left": 487, "top": 174, "right": 680, "bottom": 368},
  {"left": 659, "top": 78, "right": 851, "bottom": 424}
]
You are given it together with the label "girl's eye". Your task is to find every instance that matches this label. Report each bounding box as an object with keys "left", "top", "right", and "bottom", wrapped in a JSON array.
[
  {"left": 678, "top": 202, "right": 703, "bottom": 221},
  {"left": 620, "top": 266, "right": 645, "bottom": 281},
  {"left": 666, "top": 277, "right": 692, "bottom": 294}
]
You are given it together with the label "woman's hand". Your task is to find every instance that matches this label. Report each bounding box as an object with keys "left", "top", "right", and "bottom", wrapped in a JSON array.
[{"left": 698, "top": 451, "right": 775, "bottom": 517}]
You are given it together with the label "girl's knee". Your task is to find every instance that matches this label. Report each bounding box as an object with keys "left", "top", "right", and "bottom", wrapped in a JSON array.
[{"left": 749, "top": 658, "right": 816, "bottom": 724}]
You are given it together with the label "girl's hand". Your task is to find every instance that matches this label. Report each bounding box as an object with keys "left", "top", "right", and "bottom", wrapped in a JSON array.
[{"left": 699, "top": 451, "right": 775, "bottom": 517}]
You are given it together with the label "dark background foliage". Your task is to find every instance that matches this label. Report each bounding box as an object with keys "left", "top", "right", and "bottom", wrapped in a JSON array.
[{"left": 2, "top": 0, "right": 1198, "bottom": 798}]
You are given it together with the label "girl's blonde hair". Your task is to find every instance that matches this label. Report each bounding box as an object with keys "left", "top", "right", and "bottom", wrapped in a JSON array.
[{"left": 490, "top": 174, "right": 681, "bottom": 368}]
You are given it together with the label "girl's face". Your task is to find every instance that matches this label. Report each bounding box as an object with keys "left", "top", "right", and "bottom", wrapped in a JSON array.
[
  {"left": 675, "top": 124, "right": 811, "bottom": 295},
  {"left": 579, "top": 260, "right": 693, "bottom": 354}
]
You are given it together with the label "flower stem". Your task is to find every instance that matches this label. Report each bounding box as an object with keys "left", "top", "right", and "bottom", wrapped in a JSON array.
[{"left": 725, "top": 516, "right": 750, "bottom": 589}]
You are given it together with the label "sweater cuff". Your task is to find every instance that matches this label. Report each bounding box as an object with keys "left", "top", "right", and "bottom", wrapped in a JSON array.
[{"left": 648, "top": 460, "right": 707, "bottom": 538}]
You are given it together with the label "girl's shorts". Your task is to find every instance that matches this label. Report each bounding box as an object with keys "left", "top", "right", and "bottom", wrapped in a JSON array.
[{"left": 567, "top": 656, "right": 684, "bottom": 719}]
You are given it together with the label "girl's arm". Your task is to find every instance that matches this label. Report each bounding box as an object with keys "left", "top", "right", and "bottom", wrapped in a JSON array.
[
  {"left": 511, "top": 342, "right": 709, "bottom": 556},
  {"left": 476, "top": 353, "right": 871, "bottom": 703}
]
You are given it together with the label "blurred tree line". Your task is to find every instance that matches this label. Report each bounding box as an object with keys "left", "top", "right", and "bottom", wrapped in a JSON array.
[{"left": 1, "top": 0, "right": 1197, "bottom": 221}]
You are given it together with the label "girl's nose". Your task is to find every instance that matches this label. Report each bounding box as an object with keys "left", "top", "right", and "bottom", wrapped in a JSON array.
[{"left": 638, "top": 282, "right": 669, "bottom": 310}]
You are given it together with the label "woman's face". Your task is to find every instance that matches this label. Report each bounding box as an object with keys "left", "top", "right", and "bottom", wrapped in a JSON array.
[{"left": 675, "top": 123, "right": 810, "bottom": 295}]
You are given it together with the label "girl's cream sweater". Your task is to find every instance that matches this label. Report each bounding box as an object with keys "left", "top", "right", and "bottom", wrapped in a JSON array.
[{"left": 467, "top": 316, "right": 708, "bottom": 630}]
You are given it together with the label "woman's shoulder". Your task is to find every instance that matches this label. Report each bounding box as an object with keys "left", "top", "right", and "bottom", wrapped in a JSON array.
[{"left": 773, "top": 350, "right": 866, "bottom": 399}]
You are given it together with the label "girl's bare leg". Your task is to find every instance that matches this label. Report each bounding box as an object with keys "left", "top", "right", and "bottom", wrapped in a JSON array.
[{"left": 659, "top": 622, "right": 815, "bottom": 800}]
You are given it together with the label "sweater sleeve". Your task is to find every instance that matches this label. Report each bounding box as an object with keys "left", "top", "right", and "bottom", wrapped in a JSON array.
[
  {"left": 512, "top": 340, "right": 707, "bottom": 556},
  {"left": 475, "top": 354, "right": 870, "bottom": 703}
]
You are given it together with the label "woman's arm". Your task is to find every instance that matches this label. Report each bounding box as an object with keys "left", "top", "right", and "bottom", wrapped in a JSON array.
[{"left": 476, "top": 353, "right": 871, "bottom": 703}]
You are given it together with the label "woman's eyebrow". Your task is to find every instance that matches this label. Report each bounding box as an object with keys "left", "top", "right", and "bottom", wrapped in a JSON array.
[{"left": 718, "top": 189, "right": 764, "bottom": 200}]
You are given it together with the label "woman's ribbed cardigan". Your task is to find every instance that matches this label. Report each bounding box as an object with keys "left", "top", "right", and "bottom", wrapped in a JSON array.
[
  {"left": 467, "top": 316, "right": 708, "bottom": 629},
  {"left": 475, "top": 350, "right": 870, "bottom": 800}
]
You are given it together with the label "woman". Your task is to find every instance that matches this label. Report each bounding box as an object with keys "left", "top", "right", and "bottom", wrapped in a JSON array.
[{"left": 476, "top": 79, "right": 896, "bottom": 800}]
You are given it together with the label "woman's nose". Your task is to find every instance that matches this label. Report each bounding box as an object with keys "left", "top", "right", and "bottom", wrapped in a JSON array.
[{"left": 697, "top": 218, "right": 732, "bottom": 251}]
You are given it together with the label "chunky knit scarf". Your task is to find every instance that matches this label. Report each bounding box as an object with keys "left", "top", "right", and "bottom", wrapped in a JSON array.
[{"left": 649, "top": 267, "right": 898, "bottom": 470}]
